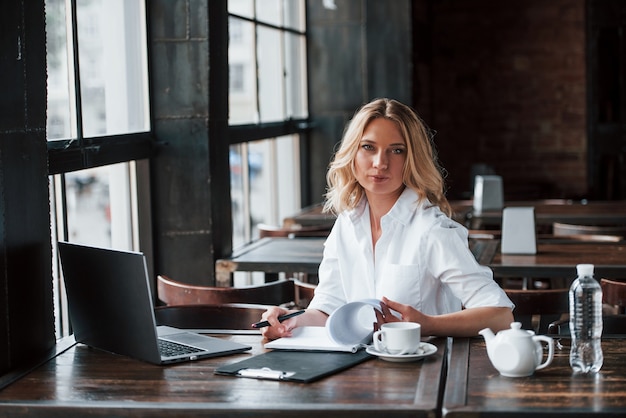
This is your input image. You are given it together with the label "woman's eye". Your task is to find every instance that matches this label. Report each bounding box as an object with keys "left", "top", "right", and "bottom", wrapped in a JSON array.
[
  {"left": 392, "top": 148, "right": 405, "bottom": 154},
  {"left": 361, "top": 144, "right": 374, "bottom": 151}
]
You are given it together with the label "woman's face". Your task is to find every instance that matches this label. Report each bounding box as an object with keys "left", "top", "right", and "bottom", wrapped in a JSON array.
[{"left": 354, "top": 117, "right": 407, "bottom": 200}]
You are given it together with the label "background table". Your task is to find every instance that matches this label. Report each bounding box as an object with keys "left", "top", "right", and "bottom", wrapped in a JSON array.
[
  {"left": 473, "top": 239, "right": 626, "bottom": 280},
  {"left": 215, "top": 237, "right": 326, "bottom": 286},
  {"left": 282, "top": 203, "right": 336, "bottom": 228},
  {"left": 443, "top": 337, "right": 626, "bottom": 417},
  {"left": 284, "top": 201, "right": 626, "bottom": 230},
  {"left": 453, "top": 200, "right": 626, "bottom": 229},
  {"left": 0, "top": 335, "right": 448, "bottom": 417}
]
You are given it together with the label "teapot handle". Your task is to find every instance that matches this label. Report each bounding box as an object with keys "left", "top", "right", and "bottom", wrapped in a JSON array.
[{"left": 532, "top": 335, "right": 554, "bottom": 370}]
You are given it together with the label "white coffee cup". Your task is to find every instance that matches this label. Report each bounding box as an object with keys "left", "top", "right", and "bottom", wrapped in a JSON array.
[{"left": 373, "top": 322, "right": 421, "bottom": 355}]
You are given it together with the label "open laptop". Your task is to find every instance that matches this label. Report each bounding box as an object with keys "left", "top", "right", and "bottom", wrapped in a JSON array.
[{"left": 57, "top": 241, "right": 251, "bottom": 365}]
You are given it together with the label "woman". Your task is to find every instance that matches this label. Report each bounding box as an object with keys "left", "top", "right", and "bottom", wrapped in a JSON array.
[{"left": 260, "top": 98, "right": 513, "bottom": 340}]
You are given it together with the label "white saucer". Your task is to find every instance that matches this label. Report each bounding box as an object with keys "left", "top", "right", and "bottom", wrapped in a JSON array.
[{"left": 366, "top": 342, "right": 437, "bottom": 362}]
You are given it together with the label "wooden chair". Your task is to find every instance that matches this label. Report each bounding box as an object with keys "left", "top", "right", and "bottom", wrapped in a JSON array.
[
  {"left": 601, "top": 278, "right": 626, "bottom": 314},
  {"left": 599, "top": 278, "right": 626, "bottom": 335},
  {"left": 552, "top": 222, "right": 625, "bottom": 242},
  {"left": 157, "top": 274, "right": 296, "bottom": 306},
  {"left": 505, "top": 288, "right": 570, "bottom": 334},
  {"left": 157, "top": 275, "right": 316, "bottom": 309},
  {"left": 154, "top": 303, "right": 270, "bottom": 330},
  {"left": 546, "top": 279, "right": 626, "bottom": 336},
  {"left": 293, "top": 279, "right": 316, "bottom": 309}
]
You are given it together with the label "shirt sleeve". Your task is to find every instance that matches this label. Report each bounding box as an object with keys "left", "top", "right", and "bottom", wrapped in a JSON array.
[
  {"left": 307, "top": 223, "right": 349, "bottom": 316},
  {"left": 425, "top": 222, "right": 514, "bottom": 310}
]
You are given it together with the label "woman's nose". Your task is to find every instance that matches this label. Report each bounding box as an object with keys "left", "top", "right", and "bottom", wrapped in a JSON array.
[{"left": 373, "top": 151, "right": 388, "bottom": 168}]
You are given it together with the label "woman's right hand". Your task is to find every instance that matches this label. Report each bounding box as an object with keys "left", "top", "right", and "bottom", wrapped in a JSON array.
[{"left": 259, "top": 306, "right": 296, "bottom": 340}]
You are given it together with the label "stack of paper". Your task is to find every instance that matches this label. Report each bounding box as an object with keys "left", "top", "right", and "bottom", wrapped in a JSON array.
[{"left": 265, "top": 326, "right": 363, "bottom": 352}]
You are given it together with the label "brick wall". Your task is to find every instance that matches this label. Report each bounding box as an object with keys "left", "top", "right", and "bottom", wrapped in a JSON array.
[{"left": 426, "top": 0, "right": 587, "bottom": 200}]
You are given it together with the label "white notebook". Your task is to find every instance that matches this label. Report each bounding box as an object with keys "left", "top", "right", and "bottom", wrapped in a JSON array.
[{"left": 265, "top": 299, "right": 389, "bottom": 352}]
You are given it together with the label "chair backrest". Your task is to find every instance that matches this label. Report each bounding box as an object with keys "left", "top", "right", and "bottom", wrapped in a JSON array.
[
  {"left": 157, "top": 274, "right": 296, "bottom": 306},
  {"left": 543, "top": 279, "right": 626, "bottom": 336},
  {"left": 505, "top": 288, "right": 570, "bottom": 334},
  {"left": 601, "top": 278, "right": 626, "bottom": 314},
  {"left": 553, "top": 222, "right": 625, "bottom": 241},
  {"left": 293, "top": 279, "right": 316, "bottom": 309},
  {"left": 601, "top": 278, "right": 626, "bottom": 335},
  {"left": 154, "top": 303, "right": 270, "bottom": 330},
  {"left": 602, "top": 314, "right": 626, "bottom": 336}
]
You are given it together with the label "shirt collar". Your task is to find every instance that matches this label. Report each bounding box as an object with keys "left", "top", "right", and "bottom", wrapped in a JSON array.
[{"left": 347, "top": 187, "right": 426, "bottom": 225}]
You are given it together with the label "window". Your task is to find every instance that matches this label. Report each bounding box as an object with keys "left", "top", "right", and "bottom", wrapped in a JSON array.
[
  {"left": 230, "top": 63, "right": 245, "bottom": 92},
  {"left": 228, "top": 0, "right": 309, "bottom": 264},
  {"left": 46, "top": 0, "right": 151, "bottom": 338}
]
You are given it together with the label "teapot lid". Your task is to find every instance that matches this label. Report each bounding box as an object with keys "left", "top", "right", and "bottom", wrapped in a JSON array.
[{"left": 500, "top": 322, "right": 531, "bottom": 337}]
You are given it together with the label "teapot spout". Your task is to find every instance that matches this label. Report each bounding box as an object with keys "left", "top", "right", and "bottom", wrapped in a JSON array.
[{"left": 479, "top": 327, "right": 495, "bottom": 343}]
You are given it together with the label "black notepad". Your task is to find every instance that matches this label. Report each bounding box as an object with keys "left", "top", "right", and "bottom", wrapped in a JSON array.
[{"left": 215, "top": 349, "right": 372, "bottom": 383}]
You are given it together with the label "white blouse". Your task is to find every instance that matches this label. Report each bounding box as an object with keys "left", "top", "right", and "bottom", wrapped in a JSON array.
[{"left": 308, "top": 188, "right": 513, "bottom": 316}]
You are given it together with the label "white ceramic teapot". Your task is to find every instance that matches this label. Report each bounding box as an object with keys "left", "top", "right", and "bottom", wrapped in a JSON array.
[{"left": 479, "top": 322, "right": 554, "bottom": 377}]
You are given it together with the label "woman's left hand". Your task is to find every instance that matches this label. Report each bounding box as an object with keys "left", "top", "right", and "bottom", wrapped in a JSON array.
[{"left": 375, "top": 296, "right": 430, "bottom": 331}]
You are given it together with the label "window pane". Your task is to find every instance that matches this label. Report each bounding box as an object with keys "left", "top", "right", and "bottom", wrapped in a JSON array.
[
  {"left": 255, "top": 0, "right": 281, "bottom": 26},
  {"left": 231, "top": 136, "right": 301, "bottom": 247},
  {"left": 248, "top": 139, "right": 273, "bottom": 230},
  {"left": 62, "top": 163, "right": 136, "bottom": 249},
  {"left": 285, "top": 32, "right": 308, "bottom": 119},
  {"left": 274, "top": 134, "right": 301, "bottom": 223},
  {"left": 46, "top": 0, "right": 75, "bottom": 141},
  {"left": 247, "top": 136, "right": 301, "bottom": 235},
  {"left": 228, "top": 0, "right": 254, "bottom": 18},
  {"left": 64, "top": 167, "right": 113, "bottom": 246},
  {"left": 76, "top": 0, "right": 149, "bottom": 137},
  {"left": 257, "top": 27, "right": 284, "bottom": 122},
  {"left": 229, "top": 18, "right": 258, "bottom": 124},
  {"left": 283, "top": 0, "right": 305, "bottom": 31},
  {"left": 230, "top": 143, "right": 248, "bottom": 249}
]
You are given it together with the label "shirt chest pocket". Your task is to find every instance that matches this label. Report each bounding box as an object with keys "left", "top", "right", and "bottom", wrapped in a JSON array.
[{"left": 377, "top": 264, "right": 423, "bottom": 309}]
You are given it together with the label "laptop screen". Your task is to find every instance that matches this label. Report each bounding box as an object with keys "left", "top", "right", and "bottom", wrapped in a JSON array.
[{"left": 58, "top": 242, "right": 168, "bottom": 363}]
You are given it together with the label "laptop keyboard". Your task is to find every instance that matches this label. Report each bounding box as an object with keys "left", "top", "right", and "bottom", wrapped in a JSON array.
[{"left": 158, "top": 339, "right": 204, "bottom": 357}]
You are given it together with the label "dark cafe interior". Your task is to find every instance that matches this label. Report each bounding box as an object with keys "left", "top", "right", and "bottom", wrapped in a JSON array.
[{"left": 2, "top": 0, "right": 626, "bottom": 416}]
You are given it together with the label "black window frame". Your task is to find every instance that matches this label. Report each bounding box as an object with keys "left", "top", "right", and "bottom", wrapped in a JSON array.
[{"left": 46, "top": 0, "right": 154, "bottom": 175}]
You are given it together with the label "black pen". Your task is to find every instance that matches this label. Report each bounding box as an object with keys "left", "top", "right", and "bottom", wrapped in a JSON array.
[{"left": 251, "top": 310, "right": 305, "bottom": 329}]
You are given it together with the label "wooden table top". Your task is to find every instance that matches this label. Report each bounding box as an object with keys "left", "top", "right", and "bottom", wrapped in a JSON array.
[
  {"left": 7, "top": 334, "right": 626, "bottom": 417},
  {"left": 0, "top": 335, "right": 448, "bottom": 417},
  {"left": 443, "top": 337, "right": 626, "bottom": 417}
]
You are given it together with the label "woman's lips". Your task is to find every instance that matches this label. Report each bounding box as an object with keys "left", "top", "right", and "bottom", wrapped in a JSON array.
[{"left": 369, "top": 175, "right": 388, "bottom": 182}]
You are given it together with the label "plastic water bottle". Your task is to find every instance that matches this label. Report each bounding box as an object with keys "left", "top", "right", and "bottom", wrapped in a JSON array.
[{"left": 569, "top": 263, "right": 603, "bottom": 373}]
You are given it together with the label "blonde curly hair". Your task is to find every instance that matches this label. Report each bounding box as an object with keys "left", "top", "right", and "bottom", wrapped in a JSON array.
[{"left": 323, "top": 98, "right": 451, "bottom": 216}]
